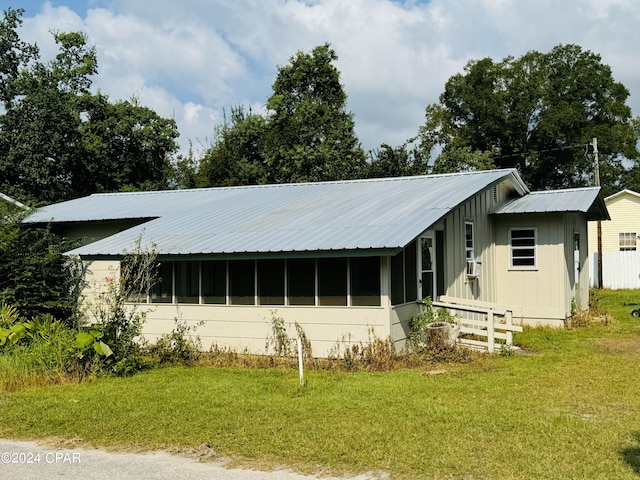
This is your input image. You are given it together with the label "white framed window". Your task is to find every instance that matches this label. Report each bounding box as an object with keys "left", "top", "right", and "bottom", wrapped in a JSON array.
[
  {"left": 619, "top": 232, "right": 637, "bottom": 251},
  {"left": 510, "top": 228, "right": 537, "bottom": 269},
  {"left": 465, "top": 222, "right": 474, "bottom": 261}
]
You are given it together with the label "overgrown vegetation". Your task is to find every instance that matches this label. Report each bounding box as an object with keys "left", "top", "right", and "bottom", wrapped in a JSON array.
[
  {"left": 0, "top": 214, "right": 84, "bottom": 323},
  {"left": 408, "top": 297, "right": 459, "bottom": 353},
  {"left": 144, "top": 317, "right": 203, "bottom": 366}
]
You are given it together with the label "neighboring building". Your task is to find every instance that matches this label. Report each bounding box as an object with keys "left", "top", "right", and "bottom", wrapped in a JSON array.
[
  {"left": 26, "top": 169, "right": 608, "bottom": 356},
  {"left": 588, "top": 189, "right": 640, "bottom": 289},
  {"left": 0, "top": 192, "right": 28, "bottom": 215}
]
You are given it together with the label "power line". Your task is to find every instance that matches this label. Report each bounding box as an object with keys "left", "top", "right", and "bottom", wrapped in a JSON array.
[{"left": 490, "top": 142, "right": 590, "bottom": 161}]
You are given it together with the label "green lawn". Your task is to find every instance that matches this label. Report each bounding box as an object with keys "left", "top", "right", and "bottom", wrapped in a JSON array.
[{"left": 1, "top": 289, "right": 640, "bottom": 479}]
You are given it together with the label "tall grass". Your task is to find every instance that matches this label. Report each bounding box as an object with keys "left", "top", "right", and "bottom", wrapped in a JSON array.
[{"left": 0, "top": 335, "right": 78, "bottom": 391}]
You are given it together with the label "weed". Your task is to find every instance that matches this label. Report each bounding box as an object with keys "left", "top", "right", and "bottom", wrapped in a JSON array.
[
  {"left": 145, "top": 317, "right": 203, "bottom": 365},
  {"left": 409, "top": 298, "right": 459, "bottom": 353},
  {"left": 265, "top": 310, "right": 294, "bottom": 357}
]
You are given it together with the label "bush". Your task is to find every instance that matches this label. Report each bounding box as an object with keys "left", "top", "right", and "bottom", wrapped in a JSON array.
[
  {"left": 144, "top": 318, "right": 203, "bottom": 365},
  {"left": 0, "top": 216, "right": 84, "bottom": 325},
  {"left": 408, "top": 298, "right": 459, "bottom": 354}
]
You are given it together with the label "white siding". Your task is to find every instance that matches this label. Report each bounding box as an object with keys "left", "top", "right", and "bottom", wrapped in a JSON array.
[{"left": 588, "top": 191, "right": 640, "bottom": 254}]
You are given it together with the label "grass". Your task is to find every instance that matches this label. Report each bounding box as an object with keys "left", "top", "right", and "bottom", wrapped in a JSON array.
[{"left": 1, "top": 289, "right": 640, "bottom": 479}]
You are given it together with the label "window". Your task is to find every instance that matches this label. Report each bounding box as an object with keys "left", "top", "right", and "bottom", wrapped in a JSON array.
[
  {"left": 287, "top": 258, "right": 315, "bottom": 305},
  {"left": 510, "top": 228, "right": 536, "bottom": 268},
  {"left": 229, "top": 260, "right": 255, "bottom": 305},
  {"left": 619, "top": 232, "right": 637, "bottom": 251},
  {"left": 257, "top": 259, "right": 285, "bottom": 305},
  {"left": 465, "top": 222, "right": 474, "bottom": 261},
  {"left": 350, "top": 257, "right": 381, "bottom": 306},
  {"left": 150, "top": 262, "right": 173, "bottom": 303},
  {"left": 202, "top": 260, "right": 226, "bottom": 304},
  {"left": 175, "top": 261, "right": 199, "bottom": 304},
  {"left": 318, "top": 258, "right": 347, "bottom": 306}
]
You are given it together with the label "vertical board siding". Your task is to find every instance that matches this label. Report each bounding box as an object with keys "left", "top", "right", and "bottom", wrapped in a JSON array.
[
  {"left": 493, "top": 213, "right": 569, "bottom": 325},
  {"left": 589, "top": 251, "right": 640, "bottom": 289}
]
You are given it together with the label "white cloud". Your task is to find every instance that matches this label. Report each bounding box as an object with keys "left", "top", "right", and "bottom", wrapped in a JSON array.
[{"left": 16, "top": 0, "right": 640, "bottom": 157}]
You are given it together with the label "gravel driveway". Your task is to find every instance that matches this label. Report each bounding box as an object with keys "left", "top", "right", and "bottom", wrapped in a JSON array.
[{"left": 0, "top": 439, "right": 381, "bottom": 480}]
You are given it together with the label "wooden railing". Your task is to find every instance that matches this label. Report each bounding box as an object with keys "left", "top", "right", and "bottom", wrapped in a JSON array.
[{"left": 432, "top": 296, "right": 523, "bottom": 353}]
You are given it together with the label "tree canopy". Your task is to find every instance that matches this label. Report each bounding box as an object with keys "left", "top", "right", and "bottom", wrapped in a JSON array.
[
  {"left": 418, "top": 44, "right": 639, "bottom": 194},
  {"left": 0, "top": 8, "right": 179, "bottom": 205},
  {"left": 196, "top": 44, "right": 368, "bottom": 187}
]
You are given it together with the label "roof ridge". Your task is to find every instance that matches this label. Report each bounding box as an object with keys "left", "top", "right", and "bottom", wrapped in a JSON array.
[{"left": 88, "top": 169, "right": 521, "bottom": 198}]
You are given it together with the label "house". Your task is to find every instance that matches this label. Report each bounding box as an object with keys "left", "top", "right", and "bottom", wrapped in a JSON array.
[
  {"left": 588, "top": 189, "right": 640, "bottom": 289},
  {"left": 26, "top": 169, "right": 608, "bottom": 356}
]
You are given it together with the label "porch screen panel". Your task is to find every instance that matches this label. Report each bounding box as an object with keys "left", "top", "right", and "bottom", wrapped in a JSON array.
[
  {"left": 258, "top": 259, "right": 285, "bottom": 305},
  {"left": 318, "top": 258, "right": 347, "bottom": 306},
  {"left": 404, "top": 240, "right": 418, "bottom": 302},
  {"left": 350, "top": 257, "right": 381, "bottom": 306},
  {"left": 390, "top": 251, "right": 404, "bottom": 305},
  {"left": 175, "top": 261, "right": 199, "bottom": 304},
  {"left": 287, "top": 258, "right": 315, "bottom": 305},
  {"left": 202, "top": 260, "right": 226, "bottom": 304},
  {"left": 151, "top": 262, "right": 173, "bottom": 303},
  {"left": 229, "top": 260, "right": 255, "bottom": 305}
]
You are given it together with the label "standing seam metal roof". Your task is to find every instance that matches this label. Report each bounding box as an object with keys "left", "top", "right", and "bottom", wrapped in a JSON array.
[
  {"left": 492, "top": 187, "right": 609, "bottom": 220},
  {"left": 29, "top": 169, "right": 529, "bottom": 257}
]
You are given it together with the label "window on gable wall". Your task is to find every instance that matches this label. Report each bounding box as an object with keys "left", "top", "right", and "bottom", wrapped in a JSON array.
[
  {"left": 619, "top": 232, "right": 637, "bottom": 251},
  {"left": 465, "top": 222, "right": 475, "bottom": 261},
  {"left": 510, "top": 228, "right": 537, "bottom": 268}
]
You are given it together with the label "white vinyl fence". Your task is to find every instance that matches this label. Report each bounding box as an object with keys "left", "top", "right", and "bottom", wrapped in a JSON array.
[{"left": 590, "top": 251, "right": 640, "bottom": 289}]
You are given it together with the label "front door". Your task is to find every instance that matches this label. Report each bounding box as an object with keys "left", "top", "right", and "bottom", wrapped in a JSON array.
[{"left": 420, "top": 235, "right": 435, "bottom": 300}]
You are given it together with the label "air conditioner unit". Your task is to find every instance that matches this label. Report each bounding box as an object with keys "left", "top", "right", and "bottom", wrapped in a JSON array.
[{"left": 466, "top": 259, "right": 482, "bottom": 278}]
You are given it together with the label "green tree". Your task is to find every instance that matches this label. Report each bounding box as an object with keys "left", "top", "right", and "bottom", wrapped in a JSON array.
[
  {"left": 419, "top": 44, "right": 638, "bottom": 192},
  {"left": 196, "top": 106, "right": 268, "bottom": 187},
  {"left": 0, "top": 215, "right": 83, "bottom": 325},
  {"left": 77, "top": 94, "right": 178, "bottom": 194},
  {"left": 0, "top": 29, "right": 94, "bottom": 204},
  {"left": 368, "top": 141, "right": 430, "bottom": 178},
  {"left": 264, "top": 44, "right": 367, "bottom": 183},
  {"left": 0, "top": 8, "right": 179, "bottom": 204}
]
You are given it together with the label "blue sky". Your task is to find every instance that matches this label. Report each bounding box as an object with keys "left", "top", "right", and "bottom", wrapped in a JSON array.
[{"left": 10, "top": 0, "right": 640, "bottom": 157}]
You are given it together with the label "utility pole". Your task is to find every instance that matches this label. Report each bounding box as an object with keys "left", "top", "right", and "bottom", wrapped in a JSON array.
[{"left": 593, "top": 137, "right": 603, "bottom": 289}]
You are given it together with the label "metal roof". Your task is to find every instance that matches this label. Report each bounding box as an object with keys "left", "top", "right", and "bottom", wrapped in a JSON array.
[
  {"left": 492, "top": 187, "right": 610, "bottom": 221},
  {"left": 41, "top": 169, "right": 526, "bottom": 258}
]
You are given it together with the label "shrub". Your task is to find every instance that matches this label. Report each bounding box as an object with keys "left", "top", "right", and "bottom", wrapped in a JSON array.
[
  {"left": 408, "top": 298, "right": 459, "bottom": 353},
  {"left": 0, "top": 216, "right": 84, "bottom": 325},
  {"left": 145, "top": 318, "right": 203, "bottom": 365}
]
